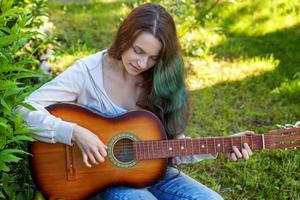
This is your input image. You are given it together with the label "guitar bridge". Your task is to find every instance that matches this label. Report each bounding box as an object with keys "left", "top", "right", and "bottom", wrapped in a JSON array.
[{"left": 65, "top": 145, "right": 77, "bottom": 181}]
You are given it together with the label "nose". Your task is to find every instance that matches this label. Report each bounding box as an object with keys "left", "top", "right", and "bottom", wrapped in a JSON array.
[{"left": 138, "top": 56, "right": 148, "bottom": 69}]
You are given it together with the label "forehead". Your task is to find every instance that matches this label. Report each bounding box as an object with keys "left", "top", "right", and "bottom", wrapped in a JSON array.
[{"left": 133, "top": 32, "right": 162, "bottom": 56}]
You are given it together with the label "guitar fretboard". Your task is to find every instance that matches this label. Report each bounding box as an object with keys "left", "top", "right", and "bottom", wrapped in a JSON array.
[{"left": 134, "top": 135, "right": 264, "bottom": 160}]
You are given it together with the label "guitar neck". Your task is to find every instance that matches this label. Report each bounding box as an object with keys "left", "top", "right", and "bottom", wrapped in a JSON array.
[{"left": 134, "top": 135, "right": 264, "bottom": 160}]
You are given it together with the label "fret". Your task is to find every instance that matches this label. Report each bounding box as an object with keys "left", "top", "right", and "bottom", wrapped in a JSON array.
[
  {"left": 151, "top": 141, "right": 154, "bottom": 159},
  {"left": 174, "top": 140, "right": 178, "bottom": 156},
  {"left": 232, "top": 137, "right": 237, "bottom": 149},
  {"left": 193, "top": 139, "right": 200, "bottom": 155},
  {"left": 144, "top": 142, "right": 149, "bottom": 159},
  {"left": 233, "top": 137, "right": 241, "bottom": 150},
  {"left": 197, "top": 139, "right": 201, "bottom": 154},
  {"left": 215, "top": 137, "right": 223, "bottom": 153},
  {"left": 171, "top": 140, "right": 175, "bottom": 157},
  {"left": 149, "top": 141, "right": 152, "bottom": 159},
  {"left": 213, "top": 138, "right": 216, "bottom": 154},
  {"left": 139, "top": 142, "right": 142, "bottom": 159},
  {"left": 181, "top": 140, "right": 185, "bottom": 156},
  {"left": 222, "top": 137, "right": 225, "bottom": 153},
  {"left": 224, "top": 137, "right": 232, "bottom": 153},
  {"left": 191, "top": 138, "right": 194, "bottom": 155},
  {"left": 199, "top": 139, "right": 205, "bottom": 154},
  {"left": 240, "top": 136, "right": 243, "bottom": 149},
  {"left": 166, "top": 141, "right": 169, "bottom": 157},
  {"left": 166, "top": 140, "right": 171, "bottom": 157},
  {"left": 206, "top": 138, "right": 208, "bottom": 154},
  {"left": 185, "top": 139, "right": 192, "bottom": 156},
  {"left": 135, "top": 142, "right": 138, "bottom": 160},
  {"left": 142, "top": 142, "right": 145, "bottom": 160},
  {"left": 161, "top": 141, "right": 165, "bottom": 158},
  {"left": 176, "top": 140, "right": 180, "bottom": 156},
  {"left": 155, "top": 140, "right": 158, "bottom": 158},
  {"left": 185, "top": 139, "right": 187, "bottom": 156},
  {"left": 170, "top": 141, "right": 175, "bottom": 157}
]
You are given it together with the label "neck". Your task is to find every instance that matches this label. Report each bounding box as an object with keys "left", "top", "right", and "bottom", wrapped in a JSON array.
[{"left": 133, "top": 135, "right": 264, "bottom": 160}]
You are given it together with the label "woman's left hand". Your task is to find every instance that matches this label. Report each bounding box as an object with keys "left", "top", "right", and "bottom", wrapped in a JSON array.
[{"left": 227, "top": 131, "right": 254, "bottom": 161}]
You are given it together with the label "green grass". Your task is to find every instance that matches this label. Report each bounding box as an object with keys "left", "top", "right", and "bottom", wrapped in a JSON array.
[
  {"left": 47, "top": 0, "right": 129, "bottom": 71},
  {"left": 47, "top": 0, "right": 300, "bottom": 199}
]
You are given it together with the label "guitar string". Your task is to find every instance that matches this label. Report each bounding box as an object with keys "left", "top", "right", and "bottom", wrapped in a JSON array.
[
  {"left": 111, "top": 129, "right": 300, "bottom": 149},
  {"left": 110, "top": 134, "right": 300, "bottom": 149},
  {"left": 109, "top": 137, "right": 269, "bottom": 151},
  {"left": 107, "top": 136, "right": 300, "bottom": 154}
]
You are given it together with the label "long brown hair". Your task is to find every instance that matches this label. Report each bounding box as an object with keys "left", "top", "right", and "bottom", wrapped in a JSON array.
[{"left": 108, "top": 3, "right": 189, "bottom": 138}]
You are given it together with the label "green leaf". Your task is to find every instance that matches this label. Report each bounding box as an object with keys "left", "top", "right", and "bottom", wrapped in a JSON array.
[
  {"left": 0, "top": 154, "right": 21, "bottom": 163},
  {"left": 14, "top": 127, "right": 36, "bottom": 135},
  {"left": 7, "top": 135, "right": 35, "bottom": 143},
  {"left": 0, "top": 98, "right": 11, "bottom": 113},
  {"left": 0, "top": 34, "right": 19, "bottom": 47},
  {"left": 0, "top": 162, "right": 10, "bottom": 172},
  {"left": 0, "top": 80, "right": 18, "bottom": 91},
  {"left": 17, "top": 102, "right": 37, "bottom": 111},
  {"left": 0, "top": 191, "right": 5, "bottom": 198},
  {"left": 0, "top": 121, "right": 8, "bottom": 130},
  {"left": 0, "top": 8, "right": 27, "bottom": 21},
  {"left": 0, "top": 66, "right": 32, "bottom": 73},
  {"left": 0, "top": 136, "right": 7, "bottom": 149},
  {"left": 0, "top": 32, "right": 32, "bottom": 48},
  {"left": 1, "top": 0, "right": 14, "bottom": 12},
  {"left": 0, "top": 149, "right": 29, "bottom": 155},
  {"left": 14, "top": 112, "right": 22, "bottom": 130},
  {"left": 2, "top": 173, "right": 14, "bottom": 199},
  {"left": 10, "top": 72, "right": 43, "bottom": 80},
  {"left": 36, "top": 191, "right": 46, "bottom": 200},
  {"left": 0, "top": 51, "right": 10, "bottom": 62},
  {"left": 3, "top": 87, "right": 22, "bottom": 98}
]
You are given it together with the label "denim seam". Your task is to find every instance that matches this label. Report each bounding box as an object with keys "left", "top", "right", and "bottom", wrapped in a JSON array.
[{"left": 155, "top": 186, "right": 197, "bottom": 200}]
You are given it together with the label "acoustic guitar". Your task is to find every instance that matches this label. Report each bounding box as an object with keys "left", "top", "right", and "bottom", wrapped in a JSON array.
[{"left": 29, "top": 103, "right": 300, "bottom": 200}]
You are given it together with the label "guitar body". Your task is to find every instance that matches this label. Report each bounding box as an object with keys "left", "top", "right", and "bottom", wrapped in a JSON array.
[{"left": 30, "top": 103, "right": 168, "bottom": 200}]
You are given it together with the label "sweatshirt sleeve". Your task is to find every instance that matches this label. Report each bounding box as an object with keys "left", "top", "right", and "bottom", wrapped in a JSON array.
[
  {"left": 172, "top": 134, "right": 217, "bottom": 165},
  {"left": 15, "top": 62, "right": 86, "bottom": 145}
]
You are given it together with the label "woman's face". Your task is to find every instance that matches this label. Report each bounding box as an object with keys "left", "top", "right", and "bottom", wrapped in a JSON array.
[{"left": 121, "top": 32, "right": 162, "bottom": 76}]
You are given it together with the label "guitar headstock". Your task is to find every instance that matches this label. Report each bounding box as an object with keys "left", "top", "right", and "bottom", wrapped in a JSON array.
[{"left": 264, "top": 127, "right": 300, "bottom": 150}]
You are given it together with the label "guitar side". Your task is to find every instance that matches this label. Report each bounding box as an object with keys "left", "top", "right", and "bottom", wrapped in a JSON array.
[{"left": 29, "top": 104, "right": 168, "bottom": 200}]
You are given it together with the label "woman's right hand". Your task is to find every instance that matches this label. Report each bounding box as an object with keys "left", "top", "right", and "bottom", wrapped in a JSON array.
[{"left": 71, "top": 125, "right": 107, "bottom": 167}]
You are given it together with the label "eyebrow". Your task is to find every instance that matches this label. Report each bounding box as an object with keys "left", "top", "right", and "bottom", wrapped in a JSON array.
[{"left": 135, "top": 45, "right": 159, "bottom": 57}]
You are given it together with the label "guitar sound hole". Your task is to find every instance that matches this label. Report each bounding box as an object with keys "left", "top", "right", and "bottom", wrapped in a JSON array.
[{"left": 113, "top": 138, "right": 134, "bottom": 163}]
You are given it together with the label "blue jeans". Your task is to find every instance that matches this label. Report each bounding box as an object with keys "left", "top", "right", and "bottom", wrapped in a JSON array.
[{"left": 90, "top": 167, "right": 223, "bottom": 200}]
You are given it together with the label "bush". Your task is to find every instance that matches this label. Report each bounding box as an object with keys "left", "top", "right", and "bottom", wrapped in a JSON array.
[{"left": 0, "top": 0, "right": 49, "bottom": 199}]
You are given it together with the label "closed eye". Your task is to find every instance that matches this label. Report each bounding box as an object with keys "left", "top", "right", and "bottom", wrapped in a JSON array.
[
  {"left": 133, "top": 45, "right": 160, "bottom": 61},
  {"left": 151, "top": 56, "right": 159, "bottom": 61},
  {"left": 133, "top": 46, "right": 143, "bottom": 54}
]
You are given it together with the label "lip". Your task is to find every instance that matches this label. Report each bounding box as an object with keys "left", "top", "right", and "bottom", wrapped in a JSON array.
[{"left": 130, "top": 63, "right": 140, "bottom": 72}]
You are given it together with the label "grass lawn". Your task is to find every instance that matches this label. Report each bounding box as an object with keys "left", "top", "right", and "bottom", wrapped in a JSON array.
[{"left": 47, "top": 0, "right": 300, "bottom": 199}]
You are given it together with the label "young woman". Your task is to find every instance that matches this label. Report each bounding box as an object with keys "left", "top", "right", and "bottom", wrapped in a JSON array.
[{"left": 19, "top": 3, "right": 254, "bottom": 200}]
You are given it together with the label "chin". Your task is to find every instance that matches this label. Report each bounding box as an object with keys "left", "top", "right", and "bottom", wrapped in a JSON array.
[{"left": 126, "top": 64, "right": 142, "bottom": 75}]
